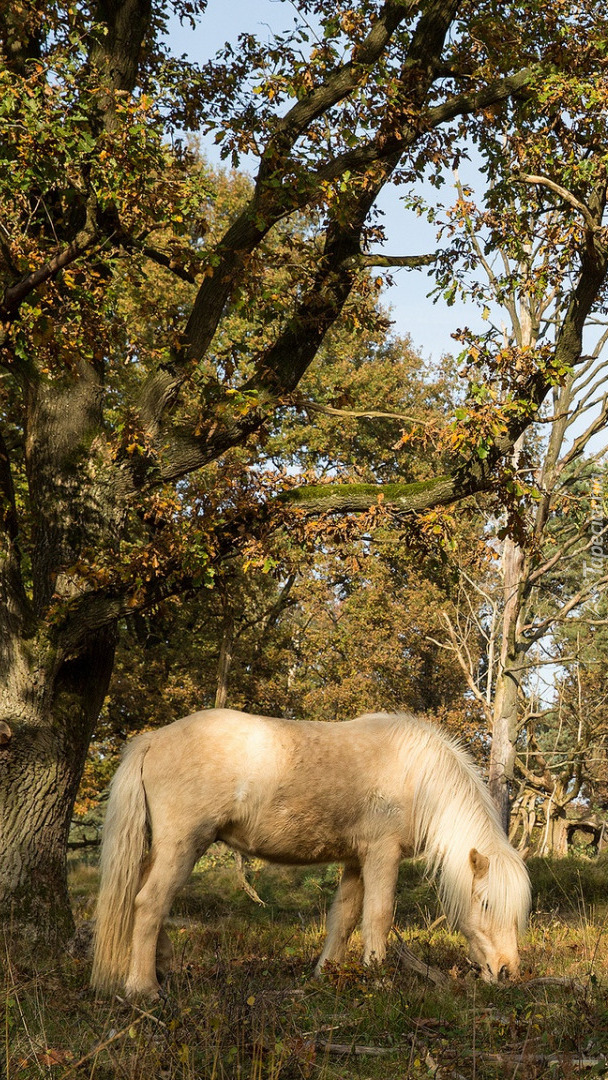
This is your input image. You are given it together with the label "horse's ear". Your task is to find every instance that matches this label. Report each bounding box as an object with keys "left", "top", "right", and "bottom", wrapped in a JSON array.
[{"left": 469, "top": 848, "right": 490, "bottom": 879}]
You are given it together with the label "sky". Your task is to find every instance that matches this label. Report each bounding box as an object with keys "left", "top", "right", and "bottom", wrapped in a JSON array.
[{"left": 165, "top": 0, "right": 485, "bottom": 366}]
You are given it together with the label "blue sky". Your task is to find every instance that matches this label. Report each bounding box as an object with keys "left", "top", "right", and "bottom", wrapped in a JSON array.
[{"left": 166, "top": 0, "right": 484, "bottom": 365}]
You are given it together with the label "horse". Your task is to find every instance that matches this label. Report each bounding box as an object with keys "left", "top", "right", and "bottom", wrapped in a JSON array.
[{"left": 90, "top": 709, "right": 531, "bottom": 999}]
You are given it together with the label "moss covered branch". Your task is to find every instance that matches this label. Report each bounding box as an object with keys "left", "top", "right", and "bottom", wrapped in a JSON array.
[{"left": 278, "top": 473, "right": 485, "bottom": 515}]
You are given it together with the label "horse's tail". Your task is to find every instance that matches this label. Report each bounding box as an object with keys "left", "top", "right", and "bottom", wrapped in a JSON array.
[{"left": 90, "top": 732, "right": 153, "bottom": 995}]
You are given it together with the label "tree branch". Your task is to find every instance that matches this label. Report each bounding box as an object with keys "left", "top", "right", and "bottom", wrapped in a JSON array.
[
  {"left": 341, "top": 251, "right": 440, "bottom": 270},
  {"left": 512, "top": 172, "right": 599, "bottom": 233},
  {"left": 306, "top": 69, "right": 535, "bottom": 192},
  {"left": 424, "top": 67, "right": 535, "bottom": 129},
  {"left": 293, "top": 397, "right": 431, "bottom": 427},
  {"left": 89, "top": 0, "right": 153, "bottom": 132},
  {"left": 260, "top": 0, "right": 418, "bottom": 167},
  {"left": 0, "top": 197, "right": 98, "bottom": 320},
  {"left": 521, "top": 571, "right": 608, "bottom": 644},
  {"left": 139, "top": 2, "right": 528, "bottom": 444},
  {"left": 138, "top": 155, "right": 405, "bottom": 485},
  {"left": 277, "top": 475, "right": 469, "bottom": 515},
  {"left": 126, "top": 240, "right": 198, "bottom": 284}
]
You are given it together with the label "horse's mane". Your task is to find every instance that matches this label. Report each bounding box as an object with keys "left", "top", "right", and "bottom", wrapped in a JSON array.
[{"left": 359, "top": 712, "right": 531, "bottom": 934}]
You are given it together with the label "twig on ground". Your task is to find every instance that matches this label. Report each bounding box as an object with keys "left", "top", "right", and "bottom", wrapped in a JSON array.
[
  {"left": 523, "top": 976, "right": 587, "bottom": 994},
  {"left": 443, "top": 1048, "right": 607, "bottom": 1070},
  {"left": 312, "top": 1039, "right": 405, "bottom": 1056},
  {"left": 57, "top": 1015, "right": 147, "bottom": 1079},
  {"left": 425, "top": 1047, "right": 467, "bottom": 1080},
  {"left": 391, "top": 926, "right": 450, "bottom": 987},
  {"left": 114, "top": 995, "right": 168, "bottom": 1026}
]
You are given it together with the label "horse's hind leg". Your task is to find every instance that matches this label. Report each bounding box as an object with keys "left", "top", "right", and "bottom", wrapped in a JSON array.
[
  {"left": 315, "top": 863, "right": 364, "bottom": 975},
  {"left": 125, "top": 837, "right": 205, "bottom": 1000},
  {"left": 156, "top": 926, "right": 173, "bottom": 983},
  {"left": 360, "top": 842, "right": 401, "bottom": 966}
]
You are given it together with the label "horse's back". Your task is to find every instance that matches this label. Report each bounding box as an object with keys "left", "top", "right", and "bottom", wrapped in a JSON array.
[
  {"left": 139, "top": 708, "right": 423, "bottom": 799},
  {"left": 142, "top": 707, "right": 406, "bottom": 767},
  {"left": 138, "top": 709, "right": 410, "bottom": 858},
  {"left": 140, "top": 708, "right": 289, "bottom": 794}
]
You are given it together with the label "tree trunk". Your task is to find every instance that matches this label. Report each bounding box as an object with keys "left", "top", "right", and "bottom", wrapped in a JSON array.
[
  {"left": 215, "top": 607, "right": 235, "bottom": 710},
  {"left": 0, "top": 725, "right": 88, "bottom": 943},
  {"left": 508, "top": 788, "right": 537, "bottom": 855},
  {"left": 489, "top": 532, "right": 526, "bottom": 833},
  {"left": 0, "top": 627, "right": 116, "bottom": 944},
  {"left": 538, "top": 799, "right": 568, "bottom": 857}
]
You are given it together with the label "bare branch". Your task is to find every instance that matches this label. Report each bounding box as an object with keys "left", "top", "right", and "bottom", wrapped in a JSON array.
[
  {"left": 521, "top": 571, "right": 608, "bottom": 643},
  {"left": 438, "top": 612, "right": 492, "bottom": 720},
  {"left": 556, "top": 394, "right": 608, "bottom": 474},
  {"left": 293, "top": 397, "right": 431, "bottom": 427},
  {"left": 512, "top": 172, "right": 599, "bottom": 232}
]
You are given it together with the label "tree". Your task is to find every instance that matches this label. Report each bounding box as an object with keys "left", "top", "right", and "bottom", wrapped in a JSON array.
[
  {"left": 1, "top": 0, "right": 608, "bottom": 943},
  {"left": 416, "top": 140, "right": 608, "bottom": 832},
  {"left": 509, "top": 462, "right": 608, "bottom": 854},
  {"left": 82, "top": 309, "right": 468, "bottom": 778}
]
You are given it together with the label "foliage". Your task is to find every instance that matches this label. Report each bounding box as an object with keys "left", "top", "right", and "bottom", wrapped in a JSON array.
[
  {"left": 75, "top": 336, "right": 491, "bottom": 812},
  {"left": 3, "top": 0, "right": 608, "bottom": 938}
]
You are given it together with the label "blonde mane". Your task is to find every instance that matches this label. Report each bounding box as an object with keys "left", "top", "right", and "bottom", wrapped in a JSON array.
[{"left": 361, "top": 713, "right": 531, "bottom": 934}]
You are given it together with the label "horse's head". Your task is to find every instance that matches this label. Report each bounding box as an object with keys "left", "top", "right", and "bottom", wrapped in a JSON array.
[{"left": 460, "top": 848, "right": 520, "bottom": 983}]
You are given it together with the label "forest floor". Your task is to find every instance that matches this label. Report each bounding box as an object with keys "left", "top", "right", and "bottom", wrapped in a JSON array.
[{"left": 3, "top": 852, "right": 608, "bottom": 1079}]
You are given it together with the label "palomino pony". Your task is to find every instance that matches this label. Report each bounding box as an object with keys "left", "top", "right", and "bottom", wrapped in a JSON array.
[{"left": 91, "top": 709, "right": 530, "bottom": 999}]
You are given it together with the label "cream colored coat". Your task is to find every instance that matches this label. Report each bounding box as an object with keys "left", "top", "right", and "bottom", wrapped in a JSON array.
[{"left": 91, "top": 709, "right": 530, "bottom": 999}]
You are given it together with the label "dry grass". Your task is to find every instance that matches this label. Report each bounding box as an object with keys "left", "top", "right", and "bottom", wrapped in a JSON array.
[{"left": 3, "top": 852, "right": 608, "bottom": 1079}]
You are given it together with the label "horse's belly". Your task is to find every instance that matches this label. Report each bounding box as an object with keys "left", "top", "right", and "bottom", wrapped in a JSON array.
[{"left": 218, "top": 815, "right": 357, "bottom": 865}]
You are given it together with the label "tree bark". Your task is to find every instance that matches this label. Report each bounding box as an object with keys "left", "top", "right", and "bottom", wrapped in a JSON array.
[
  {"left": 0, "top": 358, "right": 120, "bottom": 942},
  {"left": 215, "top": 607, "right": 235, "bottom": 710},
  {"left": 538, "top": 799, "right": 568, "bottom": 857},
  {"left": 0, "top": 627, "right": 116, "bottom": 942},
  {"left": 489, "top": 533, "right": 526, "bottom": 832}
]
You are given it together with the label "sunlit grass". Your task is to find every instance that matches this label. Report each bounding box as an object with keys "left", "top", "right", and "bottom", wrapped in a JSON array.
[{"left": 3, "top": 851, "right": 608, "bottom": 1078}]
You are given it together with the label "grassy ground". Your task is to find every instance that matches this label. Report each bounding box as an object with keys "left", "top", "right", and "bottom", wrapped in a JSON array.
[{"left": 3, "top": 852, "right": 608, "bottom": 1079}]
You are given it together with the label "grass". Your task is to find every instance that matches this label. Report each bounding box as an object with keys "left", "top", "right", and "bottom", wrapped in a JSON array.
[{"left": 3, "top": 852, "right": 608, "bottom": 1079}]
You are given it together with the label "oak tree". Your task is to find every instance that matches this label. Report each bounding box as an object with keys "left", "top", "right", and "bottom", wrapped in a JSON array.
[{"left": 1, "top": 0, "right": 607, "bottom": 941}]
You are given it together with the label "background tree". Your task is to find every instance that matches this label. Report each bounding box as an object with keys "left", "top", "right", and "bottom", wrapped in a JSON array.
[
  {"left": 423, "top": 154, "right": 608, "bottom": 835},
  {"left": 510, "top": 466, "right": 608, "bottom": 855},
  {"left": 81, "top": 264, "right": 473, "bottom": 783},
  {"left": 1, "top": 0, "right": 608, "bottom": 944}
]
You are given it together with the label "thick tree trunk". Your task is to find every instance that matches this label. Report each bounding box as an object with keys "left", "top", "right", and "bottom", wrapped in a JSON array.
[
  {"left": 0, "top": 627, "right": 116, "bottom": 944},
  {"left": 0, "top": 725, "right": 88, "bottom": 942}
]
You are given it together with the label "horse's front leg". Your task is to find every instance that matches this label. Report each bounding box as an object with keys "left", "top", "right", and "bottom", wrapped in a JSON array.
[
  {"left": 315, "top": 862, "right": 363, "bottom": 975},
  {"left": 360, "top": 841, "right": 401, "bottom": 966}
]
